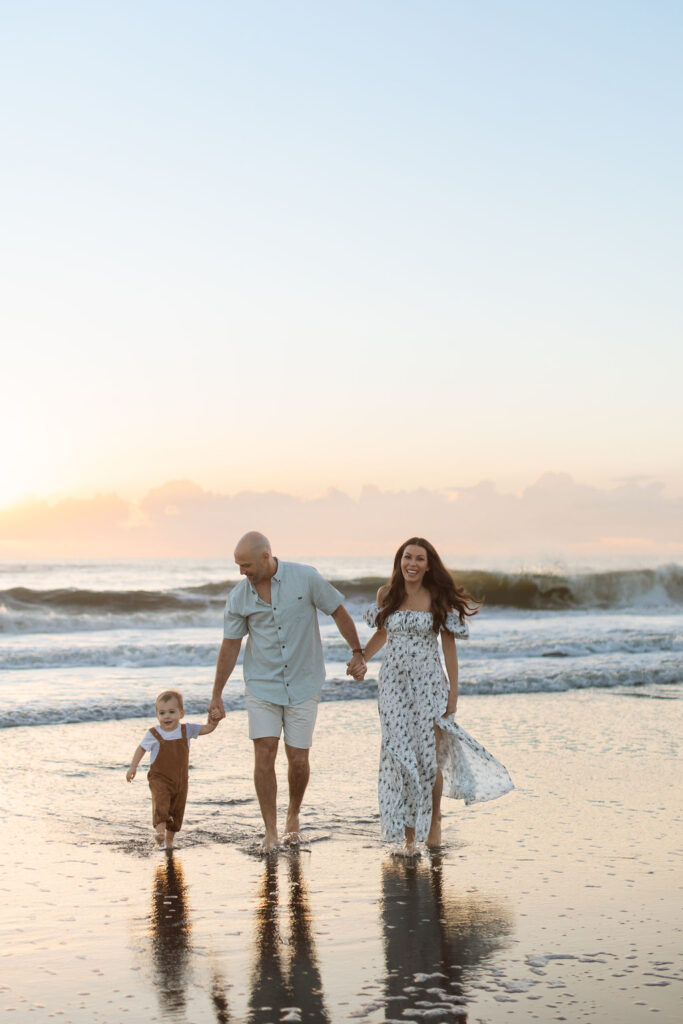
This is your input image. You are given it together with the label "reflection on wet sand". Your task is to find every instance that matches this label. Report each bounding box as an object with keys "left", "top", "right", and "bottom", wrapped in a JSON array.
[
  {"left": 149, "top": 854, "right": 192, "bottom": 1016},
  {"left": 248, "top": 855, "right": 330, "bottom": 1024},
  {"left": 381, "top": 855, "right": 514, "bottom": 1020},
  {"left": 149, "top": 854, "right": 231, "bottom": 1021}
]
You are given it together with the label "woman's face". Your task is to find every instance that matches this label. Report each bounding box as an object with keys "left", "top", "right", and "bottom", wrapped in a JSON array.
[{"left": 401, "top": 544, "right": 429, "bottom": 585}]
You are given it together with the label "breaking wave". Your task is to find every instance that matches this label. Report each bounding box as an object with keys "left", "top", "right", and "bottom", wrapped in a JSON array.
[{"left": 1, "top": 565, "right": 681, "bottom": 634}]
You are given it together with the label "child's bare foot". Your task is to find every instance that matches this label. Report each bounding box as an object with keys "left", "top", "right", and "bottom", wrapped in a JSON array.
[{"left": 154, "top": 824, "right": 166, "bottom": 845}]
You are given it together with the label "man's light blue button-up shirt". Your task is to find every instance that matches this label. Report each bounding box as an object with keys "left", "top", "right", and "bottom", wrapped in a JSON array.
[{"left": 223, "top": 561, "right": 345, "bottom": 705}]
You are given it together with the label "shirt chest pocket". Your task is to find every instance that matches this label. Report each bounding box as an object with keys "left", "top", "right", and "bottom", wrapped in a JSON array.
[{"left": 279, "top": 594, "right": 310, "bottom": 622}]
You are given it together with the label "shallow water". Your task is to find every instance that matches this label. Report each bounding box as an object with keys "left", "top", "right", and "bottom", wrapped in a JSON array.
[{"left": 2, "top": 690, "right": 681, "bottom": 1023}]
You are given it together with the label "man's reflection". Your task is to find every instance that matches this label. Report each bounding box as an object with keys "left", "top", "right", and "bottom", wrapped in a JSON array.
[
  {"left": 381, "top": 854, "right": 514, "bottom": 1019},
  {"left": 248, "top": 854, "right": 329, "bottom": 1024},
  {"left": 149, "top": 854, "right": 192, "bottom": 1016}
]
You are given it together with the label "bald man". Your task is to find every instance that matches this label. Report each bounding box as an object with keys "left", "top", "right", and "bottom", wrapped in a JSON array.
[{"left": 209, "top": 532, "right": 366, "bottom": 852}]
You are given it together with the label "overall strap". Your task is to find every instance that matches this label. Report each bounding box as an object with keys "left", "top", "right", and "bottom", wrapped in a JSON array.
[
  {"left": 181, "top": 724, "right": 187, "bottom": 741},
  {"left": 150, "top": 727, "right": 164, "bottom": 743}
]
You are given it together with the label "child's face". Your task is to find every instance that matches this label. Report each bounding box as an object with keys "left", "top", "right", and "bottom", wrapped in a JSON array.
[{"left": 156, "top": 699, "right": 182, "bottom": 731}]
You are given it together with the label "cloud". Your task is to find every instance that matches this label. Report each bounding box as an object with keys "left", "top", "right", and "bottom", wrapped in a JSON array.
[{"left": 1, "top": 474, "right": 680, "bottom": 560}]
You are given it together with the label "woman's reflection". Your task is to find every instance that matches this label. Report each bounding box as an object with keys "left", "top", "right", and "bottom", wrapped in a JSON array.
[
  {"left": 248, "top": 854, "right": 330, "bottom": 1024},
  {"left": 381, "top": 854, "right": 514, "bottom": 1019}
]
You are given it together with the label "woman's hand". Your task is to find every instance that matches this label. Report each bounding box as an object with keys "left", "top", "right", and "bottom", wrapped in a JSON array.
[{"left": 444, "top": 693, "right": 458, "bottom": 717}]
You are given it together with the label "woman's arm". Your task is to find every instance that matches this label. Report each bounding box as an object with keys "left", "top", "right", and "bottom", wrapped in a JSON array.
[
  {"left": 441, "top": 630, "right": 459, "bottom": 716},
  {"left": 363, "top": 628, "right": 387, "bottom": 660}
]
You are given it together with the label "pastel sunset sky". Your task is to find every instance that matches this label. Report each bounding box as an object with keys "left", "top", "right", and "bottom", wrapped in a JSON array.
[{"left": 2, "top": 2, "right": 681, "bottom": 559}]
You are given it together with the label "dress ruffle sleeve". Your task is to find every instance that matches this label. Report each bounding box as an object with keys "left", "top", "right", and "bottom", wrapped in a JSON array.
[
  {"left": 444, "top": 611, "right": 470, "bottom": 639},
  {"left": 363, "top": 603, "right": 380, "bottom": 628}
]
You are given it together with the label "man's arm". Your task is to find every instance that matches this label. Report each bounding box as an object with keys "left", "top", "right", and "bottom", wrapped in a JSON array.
[
  {"left": 330, "top": 604, "right": 366, "bottom": 680},
  {"left": 209, "top": 637, "right": 243, "bottom": 720}
]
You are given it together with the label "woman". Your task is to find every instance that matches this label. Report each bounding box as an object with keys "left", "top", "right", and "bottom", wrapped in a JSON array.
[{"left": 360, "top": 537, "right": 513, "bottom": 853}]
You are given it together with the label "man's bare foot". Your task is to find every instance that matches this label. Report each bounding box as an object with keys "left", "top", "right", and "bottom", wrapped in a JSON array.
[
  {"left": 285, "top": 811, "right": 300, "bottom": 835},
  {"left": 259, "top": 832, "right": 280, "bottom": 855},
  {"left": 283, "top": 831, "right": 302, "bottom": 846}
]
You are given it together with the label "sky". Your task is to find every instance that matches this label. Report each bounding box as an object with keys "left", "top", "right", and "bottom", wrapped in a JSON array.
[{"left": 2, "top": 1, "right": 681, "bottom": 558}]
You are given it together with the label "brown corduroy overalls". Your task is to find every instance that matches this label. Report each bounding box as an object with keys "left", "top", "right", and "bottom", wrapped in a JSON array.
[{"left": 147, "top": 724, "right": 189, "bottom": 833}]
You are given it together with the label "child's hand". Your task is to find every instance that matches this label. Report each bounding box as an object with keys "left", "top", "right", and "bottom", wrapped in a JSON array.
[{"left": 126, "top": 767, "right": 136, "bottom": 782}]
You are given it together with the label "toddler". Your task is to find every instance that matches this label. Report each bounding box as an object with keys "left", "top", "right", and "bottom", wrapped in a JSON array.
[{"left": 126, "top": 689, "right": 219, "bottom": 846}]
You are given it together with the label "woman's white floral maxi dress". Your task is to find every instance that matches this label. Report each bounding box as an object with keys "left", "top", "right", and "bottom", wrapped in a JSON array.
[{"left": 364, "top": 605, "right": 514, "bottom": 843}]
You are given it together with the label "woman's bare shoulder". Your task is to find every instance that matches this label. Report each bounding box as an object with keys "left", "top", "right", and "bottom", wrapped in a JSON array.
[{"left": 376, "top": 583, "right": 390, "bottom": 605}]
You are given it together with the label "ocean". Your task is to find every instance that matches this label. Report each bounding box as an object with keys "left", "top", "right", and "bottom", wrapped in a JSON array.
[{"left": 1, "top": 557, "right": 681, "bottom": 730}]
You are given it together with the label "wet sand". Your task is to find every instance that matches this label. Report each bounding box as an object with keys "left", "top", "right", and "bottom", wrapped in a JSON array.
[{"left": 1, "top": 689, "right": 681, "bottom": 1022}]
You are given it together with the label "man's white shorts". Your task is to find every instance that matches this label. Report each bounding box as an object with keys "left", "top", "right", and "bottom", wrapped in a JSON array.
[{"left": 245, "top": 693, "right": 320, "bottom": 748}]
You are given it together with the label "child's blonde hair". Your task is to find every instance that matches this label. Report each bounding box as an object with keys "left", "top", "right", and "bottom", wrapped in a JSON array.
[{"left": 155, "top": 689, "right": 184, "bottom": 715}]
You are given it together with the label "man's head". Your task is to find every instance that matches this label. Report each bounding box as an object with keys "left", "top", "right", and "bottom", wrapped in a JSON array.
[{"left": 234, "top": 531, "right": 275, "bottom": 584}]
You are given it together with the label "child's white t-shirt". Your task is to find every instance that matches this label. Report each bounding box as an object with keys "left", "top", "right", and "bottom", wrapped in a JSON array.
[{"left": 140, "top": 722, "right": 203, "bottom": 765}]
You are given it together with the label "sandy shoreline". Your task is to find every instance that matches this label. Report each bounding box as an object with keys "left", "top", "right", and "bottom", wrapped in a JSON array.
[{"left": 2, "top": 689, "right": 681, "bottom": 1022}]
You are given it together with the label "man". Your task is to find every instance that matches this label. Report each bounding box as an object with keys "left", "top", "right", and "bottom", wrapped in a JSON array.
[{"left": 209, "top": 531, "right": 366, "bottom": 852}]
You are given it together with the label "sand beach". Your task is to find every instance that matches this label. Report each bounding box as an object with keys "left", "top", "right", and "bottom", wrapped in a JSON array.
[{"left": 1, "top": 687, "right": 680, "bottom": 1023}]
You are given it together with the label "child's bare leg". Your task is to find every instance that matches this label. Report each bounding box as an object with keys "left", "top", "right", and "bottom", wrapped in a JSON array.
[
  {"left": 155, "top": 823, "right": 166, "bottom": 844},
  {"left": 165, "top": 829, "right": 175, "bottom": 847}
]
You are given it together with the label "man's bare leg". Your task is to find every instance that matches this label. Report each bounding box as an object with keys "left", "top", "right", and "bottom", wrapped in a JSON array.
[
  {"left": 426, "top": 724, "right": 443, "bottom": 848},
  {"left": 284, "top": 743, "right": 310, "bottom": 838},
  {"left": 253, "top": 737, "right": 280, "bottom": 851}
]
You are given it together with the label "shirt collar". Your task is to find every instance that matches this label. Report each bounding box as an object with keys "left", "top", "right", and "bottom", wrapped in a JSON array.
[{"left": 248, "top": 558, "right": 280, "bottom": 594}]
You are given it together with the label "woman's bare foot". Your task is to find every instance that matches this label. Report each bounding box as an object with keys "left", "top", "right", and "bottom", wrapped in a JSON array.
[{"left": 426, "top": 814, "right": 442, "bottom": 848}]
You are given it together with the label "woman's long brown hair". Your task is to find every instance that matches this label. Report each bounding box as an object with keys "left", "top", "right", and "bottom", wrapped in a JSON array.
[{"left": 377, "top": 537, "right": 481, "bottom": 634}]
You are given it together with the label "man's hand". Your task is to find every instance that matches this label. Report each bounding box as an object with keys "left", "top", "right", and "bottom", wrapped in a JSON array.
[
  {"left": 346, "top": 652, "right": 367, "bottom": 680},
  {"left": 209, "top": 697, "right": 226, "bottom": 721}
]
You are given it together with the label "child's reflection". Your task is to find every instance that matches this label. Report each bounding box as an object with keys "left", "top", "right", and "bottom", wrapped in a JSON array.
[
  {"left": 248, "top": 855, "right": 330, "bottom": 1024},
  {"left": 149, "top": 854, "right": 232, "bottom": 1021},
  {"left": 149, "top": 853, "right": 192, "bottom": 1015},
  {"left": 381, "top": 854, "right": 514, "bottom": 1018}
]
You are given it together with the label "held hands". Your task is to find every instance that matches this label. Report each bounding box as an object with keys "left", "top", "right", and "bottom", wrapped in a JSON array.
[
  {"left": 346, "top": 651, "right": 367, "bottom": 681},
  {"left": 208, "top": 697, "right": 226, "bottom": 721}
]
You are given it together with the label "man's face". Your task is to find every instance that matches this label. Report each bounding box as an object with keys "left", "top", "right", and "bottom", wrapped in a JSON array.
[{"left": 235, "top": 547, "right": 269, "bottom": 584}]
